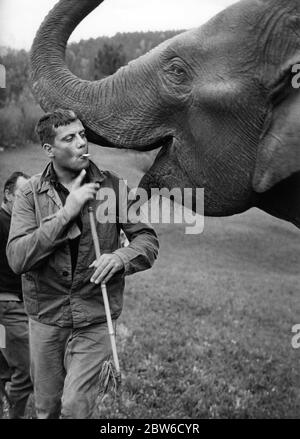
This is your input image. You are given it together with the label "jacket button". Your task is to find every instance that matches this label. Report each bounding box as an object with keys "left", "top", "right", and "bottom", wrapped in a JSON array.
[{"left": 62, "top": 271, "right": 69, "bottom": 277}]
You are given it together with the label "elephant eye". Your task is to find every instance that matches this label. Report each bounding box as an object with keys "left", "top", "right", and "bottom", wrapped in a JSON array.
[
  {"left": 171, "top": 64, "right": 185, "bottom": 76},
  {"left": 166, "top": 61, "right": 188, "bottom": 83}
]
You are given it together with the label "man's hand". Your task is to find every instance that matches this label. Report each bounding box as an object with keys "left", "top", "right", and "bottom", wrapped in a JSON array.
[
  {"left": 64, "top": 169, "right": 99, "bottom": 219},
  {"left": 89, "top": 254, "right": 124, "bottom": 284}
]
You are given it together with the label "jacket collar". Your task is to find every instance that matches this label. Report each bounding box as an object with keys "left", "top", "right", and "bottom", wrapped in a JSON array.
[
  {"left": 37, "top": 161, "right": 106, "bottom": 194},
  {"left": 1, "top": 202, "right": 11, "bottom": 217}
]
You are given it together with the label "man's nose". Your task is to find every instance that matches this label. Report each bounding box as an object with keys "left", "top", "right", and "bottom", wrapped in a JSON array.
[{"left": 76, "top": 133, "right": 86, "bottom": 147}]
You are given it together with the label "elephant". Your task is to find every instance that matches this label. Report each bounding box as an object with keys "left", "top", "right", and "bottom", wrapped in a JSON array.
[{"left": 30, "top": 0, "right": 300, "bottom": 228}]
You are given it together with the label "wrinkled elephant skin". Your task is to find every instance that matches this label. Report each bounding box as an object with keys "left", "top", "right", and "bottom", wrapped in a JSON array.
[{"left": 30, "top": 0, "right": 300, "bottom": 227}]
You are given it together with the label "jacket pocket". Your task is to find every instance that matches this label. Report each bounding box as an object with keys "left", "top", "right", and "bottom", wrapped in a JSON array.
[{"left": 22, "top": 272, "right": 39, "bottom": 316}]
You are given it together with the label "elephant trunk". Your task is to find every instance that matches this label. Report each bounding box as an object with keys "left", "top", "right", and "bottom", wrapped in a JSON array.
[
  {"left": 30, "top": 0, "right": 162, "bottom": 148},
  {"left": 31, "top": 0, "right": 104, "bottom": 114}
]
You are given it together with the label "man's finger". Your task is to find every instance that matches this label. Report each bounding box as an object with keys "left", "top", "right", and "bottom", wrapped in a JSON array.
[
  {"left": 88, "top": 255, "right": 109, "bottom": 269},
  {"left": 101, "top": 269, "right": 116, "bottom": 284},
  {"left": 90, "top": 259, "right": 109, "bottom": 282},
  {"left": 89, "top": 260, "right": 97, "bottom": 268},
  {"left": 84, "top": 193, "right": 97, "bottom": 202},
  {"left": 93, "top": 263, "right": 113, "bottom": 284},
  {"left": 81, "top": 185, "right": 99, "bottom": 198},
  {"left": 89, "top": 259, "right": 102, "bottom": 270},
  {"left": 82, "top": 183, "right": 99, "bottom": 191},
  {"left": 99, "top": 265, "right": 117, "bottom": 284},
  {"left": 89, "top": 255, "right": 108, "bottom": 271},
  {"left": 72, "top": 169, "right": 86, "bottom": 189}
]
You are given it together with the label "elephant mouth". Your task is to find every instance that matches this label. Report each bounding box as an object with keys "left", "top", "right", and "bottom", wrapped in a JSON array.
[
  {"left": 125, "top": 135, "right": 174, "bottom": 152},
  {"left": 86, "top": 128, "right": 175, "bottom": 189},
  {"left": 85, "top": 126, "right": 174, "bottom": 152}
]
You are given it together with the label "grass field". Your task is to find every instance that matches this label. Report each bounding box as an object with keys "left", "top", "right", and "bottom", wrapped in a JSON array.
[{"left": 0, "top": 143, "right": 299, "bottom": 418}]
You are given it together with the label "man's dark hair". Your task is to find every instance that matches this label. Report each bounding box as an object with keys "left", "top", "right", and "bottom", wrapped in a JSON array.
[
  {"left": 35, "top": 108, "right": 79, "bottom": 146},
  {"left": 3, "top": 171, "right": 30, "bottom": 203}
]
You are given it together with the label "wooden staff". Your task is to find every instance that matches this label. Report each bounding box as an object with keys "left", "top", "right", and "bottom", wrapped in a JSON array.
[{"left": 88, "top": 205, "right": 121, "bottom": 382}]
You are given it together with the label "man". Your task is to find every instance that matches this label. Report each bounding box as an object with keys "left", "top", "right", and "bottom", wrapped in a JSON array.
[
  {"left": 0, "top": 171, "right": 33, "bottom": 419},
  {"left": 7, "top": 109, "right": 159, "bottom": 419}
]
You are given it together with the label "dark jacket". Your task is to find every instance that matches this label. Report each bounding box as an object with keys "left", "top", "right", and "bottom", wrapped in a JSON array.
[
  {"left": 0, "top": 206, "right": 22, "bottom": 300},
  {"left": 6, "top": 162, "right": 159, "bottom": 327}
]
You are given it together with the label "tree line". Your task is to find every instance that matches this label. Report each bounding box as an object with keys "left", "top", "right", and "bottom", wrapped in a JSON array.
[{"left": 0, "top": 30, "right": 182, "bottom": 108}]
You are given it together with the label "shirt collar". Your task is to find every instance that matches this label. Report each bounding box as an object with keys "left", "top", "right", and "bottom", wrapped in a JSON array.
[
  {"left": 38, "top": 161, "right": 106, "bottom": 193},
  {"left": 46, "top": 162, "right": 59, "bottom": 185}
]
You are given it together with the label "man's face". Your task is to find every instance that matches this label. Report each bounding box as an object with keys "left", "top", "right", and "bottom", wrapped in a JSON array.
[
  {"left": 6, "top": 176, "right": 28, "bottom": 209},
  {"left": 51, "top": 119, "right": 89, "bottom": 172}
]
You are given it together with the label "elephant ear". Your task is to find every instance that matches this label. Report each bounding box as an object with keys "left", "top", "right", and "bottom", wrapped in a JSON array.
[{"left": 253, "top": 62, "right": 300, "bottom": 193}]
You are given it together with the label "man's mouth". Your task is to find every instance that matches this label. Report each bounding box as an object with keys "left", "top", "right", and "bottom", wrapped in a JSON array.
[{"left": 79, "top": 153, "right": 91, "bottom": 160}]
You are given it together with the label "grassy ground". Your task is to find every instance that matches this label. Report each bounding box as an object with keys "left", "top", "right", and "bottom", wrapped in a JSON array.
[{"left": 0, "top": 143, "right": 299, "bottom": 418}]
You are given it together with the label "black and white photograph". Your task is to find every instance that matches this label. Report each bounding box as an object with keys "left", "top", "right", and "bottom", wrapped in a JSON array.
[{"left": 0, "top": 0, "right": 299, "bottom": 424}]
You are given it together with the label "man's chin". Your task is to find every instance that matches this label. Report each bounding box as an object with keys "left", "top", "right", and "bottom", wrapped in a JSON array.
[{"left": 76, "top": 159, "right": 90, "bottom": 170}]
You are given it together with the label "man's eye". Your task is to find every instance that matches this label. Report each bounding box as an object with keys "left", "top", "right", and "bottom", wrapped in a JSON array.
[{"left": 80, "top": 132, "right": 86, "bottom": 138}]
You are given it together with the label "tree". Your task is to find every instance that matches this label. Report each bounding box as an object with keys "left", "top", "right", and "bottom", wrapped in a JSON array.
[
  {"left": 94, "top": 43, "right": 126, "bottom": 80},
  {"left": 0, "top": 49, "right": 29, "bottom": 107}
]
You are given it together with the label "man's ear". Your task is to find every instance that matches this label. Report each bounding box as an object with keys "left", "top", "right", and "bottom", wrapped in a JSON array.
[
  {"left": 43, "top": 143, "right": 54, "bottom": 158},
  {"left": 4, "top": 189, "right": 13, "bottom": 203},
  {"left": 253, "top": 61, "right": 300, "bottom": 193}
]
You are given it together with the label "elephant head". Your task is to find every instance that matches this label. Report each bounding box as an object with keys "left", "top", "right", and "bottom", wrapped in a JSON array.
[{"left": 30, "top": 0, "right": 300, "bottom": 226}]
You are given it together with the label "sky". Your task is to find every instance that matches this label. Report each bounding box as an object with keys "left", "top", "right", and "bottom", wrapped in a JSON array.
[{"left": 0, "top": 0, "right": 236, "bottom": 50}]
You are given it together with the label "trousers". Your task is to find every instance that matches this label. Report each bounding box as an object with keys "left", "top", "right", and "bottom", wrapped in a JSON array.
[
  {"left": 29, "top": 318, "right": 115, "bottom": 419},
  {"left": 0, "top": 301, "right": 33, "bottom": 418}
]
